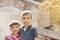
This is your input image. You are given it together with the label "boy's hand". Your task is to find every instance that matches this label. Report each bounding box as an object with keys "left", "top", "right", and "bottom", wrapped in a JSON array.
[{"left": 34, "top": 37, "right": 39, "bottom": 40}]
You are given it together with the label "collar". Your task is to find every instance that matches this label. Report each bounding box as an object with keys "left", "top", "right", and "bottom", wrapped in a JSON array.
[{"left": 22, "top": 25, "right": 32, "bottom": 29}]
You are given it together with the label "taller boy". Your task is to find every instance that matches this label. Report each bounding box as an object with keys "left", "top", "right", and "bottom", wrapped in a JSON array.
[{"left": 19, "top": 10, "right": 39, "bottom": 40}]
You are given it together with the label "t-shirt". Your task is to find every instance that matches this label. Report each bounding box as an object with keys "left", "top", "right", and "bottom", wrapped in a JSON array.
[{"left": 19, "top": 25, "right": 38, "bottom": 40}]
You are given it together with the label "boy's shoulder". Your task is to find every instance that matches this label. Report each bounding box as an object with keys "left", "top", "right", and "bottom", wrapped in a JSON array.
[
  {"left": 30, "top": 25, "right": 38, "bottom": 32},
  {"left": 5, "top": 34, "right": 12, "bottom": 39},
  {"left": 31, "top": 25, "right": 37, "bottom": 29},
  {"left": 31, "top": 27, "right": 37, "bottom": 31}
]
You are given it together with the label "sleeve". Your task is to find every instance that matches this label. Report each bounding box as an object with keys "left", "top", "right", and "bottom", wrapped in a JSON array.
[
  {"left": 5, "top": 36, "right": 8, "bottom": 40},
  {"left": 32, "top": 28, "right": 38, "bottom": 38}
]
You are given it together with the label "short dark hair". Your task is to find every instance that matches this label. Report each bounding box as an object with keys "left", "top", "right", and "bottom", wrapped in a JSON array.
[
  {"left": 22, "top": 12, "right": 32, "bottom": 18},
  {"left": 10, "top": 22, "right": 20, "bottom": 27}
]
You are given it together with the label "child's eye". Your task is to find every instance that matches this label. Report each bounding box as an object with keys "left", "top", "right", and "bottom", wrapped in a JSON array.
[
  {"left": 16, "top": 26, "right": 18, "bottom": 28},
  {"left": 27, "top": 17, "right": 29, "bottom": 19},
  {"left": 23, "top": 18, "right": 25, "bottom": 20}
]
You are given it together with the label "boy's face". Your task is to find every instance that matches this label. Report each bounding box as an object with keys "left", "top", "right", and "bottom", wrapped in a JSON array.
[
  {"left": 10, "top": 25, "right": 20, "bottom": 34},
  {"left": 22, "top": 15, "right": 32, "bottom": 27}
]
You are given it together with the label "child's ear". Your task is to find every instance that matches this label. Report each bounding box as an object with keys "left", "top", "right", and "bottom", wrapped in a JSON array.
[
  {"left": 31, "top": 18, "right": 33, "bottom": 21},
  {"left": 30, "top": 18, "right": 33, "bottom": 23},
  {"left": 31, "top": 19, "right": 33, "bottom": 21}
]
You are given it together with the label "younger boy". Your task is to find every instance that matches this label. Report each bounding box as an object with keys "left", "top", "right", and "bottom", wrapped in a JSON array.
[
  {"left": 5, "top": 20, "right": 21, "bottom": 40},
  {"left": 20, "top": 10, "right": 39, "bottom": 40}
]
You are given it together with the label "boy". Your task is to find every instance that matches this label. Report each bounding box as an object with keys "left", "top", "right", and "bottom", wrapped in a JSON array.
[
  {"left": 5, "top": 20, "right": 21, "bottom": 40},
  {"left": 19, "top": 10, "right": 39, "bottom": 40}
]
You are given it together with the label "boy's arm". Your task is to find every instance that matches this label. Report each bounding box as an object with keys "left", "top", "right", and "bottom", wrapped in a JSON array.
[
  {"left": 34, "top": 36, "right": 39, "bottom": 40},
  {"left": 32, "top": 28, "right": 39, "bottom": 40}
]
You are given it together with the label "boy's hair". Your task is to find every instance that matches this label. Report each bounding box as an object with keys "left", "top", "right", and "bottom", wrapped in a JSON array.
[
  {"left": 10, "top": 20, "right": 20, "bottom": 27},
  {"left": 21, "top": 10, "right": 32, "bottom": 18}
]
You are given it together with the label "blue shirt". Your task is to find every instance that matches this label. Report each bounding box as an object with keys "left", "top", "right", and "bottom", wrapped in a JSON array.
[{"left": 20, "top": 25, "right": 38, "bottom": 40}]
